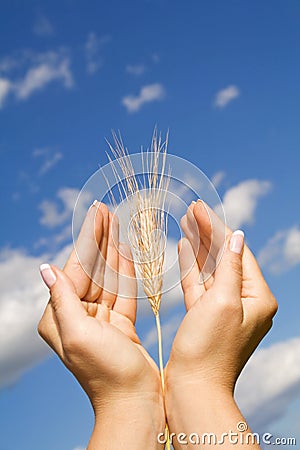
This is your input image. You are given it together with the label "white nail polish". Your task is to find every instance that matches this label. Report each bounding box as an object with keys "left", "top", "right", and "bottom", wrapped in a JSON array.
[
  {"left": 230, "top": 230, "right": 244, "bottom": 254},
  {"left": 89, "top": 200, "right": 98, "bottom": 210},
  {"left": 40, "top": 264, "right": 56, "bottom": 288}
]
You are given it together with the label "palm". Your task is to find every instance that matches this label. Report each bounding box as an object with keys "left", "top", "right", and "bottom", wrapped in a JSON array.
[
  {"left": 81, "top": 299, "right": 160, "bottom": 379},
  {"left": 169, "top": 200, "right": 274, "bottom": 375},
  {"left": 63, "top": 202, "right": 161, "bottom": 386}
]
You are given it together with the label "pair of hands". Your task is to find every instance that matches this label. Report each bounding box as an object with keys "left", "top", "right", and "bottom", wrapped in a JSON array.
[{"left": 38, "top": 200, "right": 277, "bottom": 449}]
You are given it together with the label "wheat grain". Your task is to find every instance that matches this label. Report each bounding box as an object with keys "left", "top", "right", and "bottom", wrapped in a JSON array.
[
  {"left": 106, "top": 129, "right": 171, "bottom": 449},
  {"left": 107, "top": 129, "right": 170, "bottom": 314}
]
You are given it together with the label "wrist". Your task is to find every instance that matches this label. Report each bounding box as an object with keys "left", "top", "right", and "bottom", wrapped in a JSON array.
[
  {"left": 165, "top": 358, "right": 236, "bottom": 396},
  {"left": 89, "top": 393, "right": 165, "bottom": 450},
  {"left": 165, "top": 376, "right": 235, "bottom": 422},
  {"left": 165, "top": 381, "right": 258, "bottom": 449}
]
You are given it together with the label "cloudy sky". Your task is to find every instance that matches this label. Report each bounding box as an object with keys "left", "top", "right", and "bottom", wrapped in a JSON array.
[{"left": 0, "top": 1, "right": 300, "bottom": 449}]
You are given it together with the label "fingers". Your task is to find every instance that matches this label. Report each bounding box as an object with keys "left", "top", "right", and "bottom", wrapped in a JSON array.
[
  {"left": 113, "top": 243, "right": 137, "bottom": 323},
  {"left": 190, "top": 200, "right": 227, "bottom": 260},
  {"left": 101, "top": 213, "right": 119, "bottom": 308},
  {"left": 178, "top": 237, "right": 205, "bottom": 311},
  {"left": 187, "top": 201, "right": 266, "bottom": 294},
  {"left": 181, "top": 204, "right": 215, "bottom": 287},
  {"left": 64, "top": 202, "right": 104, "bottom": 298},
  {"left": 91, "top": 203, "right": 110, "bottom": 298},
  {"left": 39, "top": 264, "right": 86, "bottom": 338},
  {"left": 212, "top": 231, "right": 244, "bottom": 308},
  {"left": 190, "top": 201, "right": 278, "bottom": 319},
  {"left": 81, "top": 203, "right": 109, "bottom": 301}
]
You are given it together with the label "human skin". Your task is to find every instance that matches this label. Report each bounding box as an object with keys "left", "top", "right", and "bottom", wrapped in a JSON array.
[
  {"left": 164, "top": 200, "right": 278, "bottom": 449},
  {"left": 39, "top": 199, "right": 278, "bottom": 449},
  {"left": 38, "top": 201, "right": 165, "bottom": 450}
]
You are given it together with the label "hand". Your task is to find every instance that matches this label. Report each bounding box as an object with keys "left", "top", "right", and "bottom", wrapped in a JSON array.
[
  {"left": 38, "top": 202, "right": 165, "bottom": 449},
  {"left": 165, "top": 200, "right": 278, "bottom": 448}
]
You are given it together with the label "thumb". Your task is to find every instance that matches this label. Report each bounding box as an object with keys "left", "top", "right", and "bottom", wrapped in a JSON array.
[
  {"left": 39, "top": 263, "right": 86, "bottom": 335},
  {"left": 212, "top": 230, "right": 244, "bottom": 303}
]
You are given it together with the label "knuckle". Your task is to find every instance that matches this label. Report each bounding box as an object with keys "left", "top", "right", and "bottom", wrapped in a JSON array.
[
  {"left": 37, "top": 319, "right": 46, "bottom": 339},
  {"left": 256, "top": 290, "right": 278, "bottom": 321},
  {"left": 270, "top": 294, "right": 278, "bottom": 316},
  {"left": 265, "top": 295, "right": 278, "bottom": 319},
  {"left": 37, "top": 318, "right": 53, "bottom": 347}
]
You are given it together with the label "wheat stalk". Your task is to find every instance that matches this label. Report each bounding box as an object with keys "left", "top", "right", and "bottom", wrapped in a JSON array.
[{"left": 106, "top": 129, "right": 171, "bottom": 449}]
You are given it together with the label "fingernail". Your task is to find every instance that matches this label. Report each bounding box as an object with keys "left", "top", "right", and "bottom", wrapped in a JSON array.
[
  {"left": 89, "top": 199, "right": 98, "bottom": 209},
  {"left": 192, "top": 200, "right": 196, "bottom": 204},
  {"left": 40, "top": 264, "right": 56, "bottom": 288},
  {"left": 230, "top": 230, "right": 244, "bottom": 254}
]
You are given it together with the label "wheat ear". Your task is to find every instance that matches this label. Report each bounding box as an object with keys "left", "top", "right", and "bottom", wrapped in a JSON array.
[{"left": 107, "top": 129, "right": 171, "bottom": 449}]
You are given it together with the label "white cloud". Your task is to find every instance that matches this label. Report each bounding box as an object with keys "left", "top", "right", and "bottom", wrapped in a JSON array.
[
  {"left": 33, "top": 15, "right": 54, "bottom": 37},
  {"left": 142, "top": 314, "right": 181, "bottom": 351},
  {"left": 122, "top": 83, "right": 165, "bottom": 113},
  {"left": 0, "top": 184, "right": 93, "bottom": 388},
  {"left": 215, "top": 179, "right": 271, "bottom": 229},
  {"left": 161, "top": 238, "right": 182, "bottom": 306},
  {"left": 152, "top": 53, "right": 160, "bottom": 64},
  {"left": 53, "top": 225, "right": 72, "bottom": 244},
  {"left": 17, "top": 169, "right": 39, "bottom": 194},
  {"left": 211, "top": 170, "right": 226, "bottom": 188},
  {"left": 0, "top": 245, "right": 67, "bottom": 388},
  {"left": 34, "top": 224, "right": 72, "bottom": 251},
  {"left": 236, "top": 337, "right": 300, "bottom": 431},
  {"left": 213, "top": 85, "right": 240, "bottom": 109},
  {"left": 144, "top": 310, "right": 300, "bottom": 433},
  {"left": 0, "top": 56, "right": 20, "bottom": 73},
  {"left": 39, "top": 151, "right": 63, "bottom": 175},
  {"left": 126, "top": 64, "right": 146, "bottom": 76},
  {"left": 284, "top": 227, "right": 300, "bottom": 266},
  {"left": 0, "top": 78, "right": 12, "bottom": 108},
  {"left": 32, "top": 148, "right": 48, "bottom": 157},
  {"left": 32, "top": 148, "right": 63, "bottom": 175},
  {"left": 0, "top": 49, "right": 73, "bottom": 107},
  {"left": 15, "top": 57, "right": 73, "bottom": 100},
  {"left": 0, "top": 243, "right": 74, "bottom": 389},
  {"left": 258, "top": 226, "right": 300, "bottom": 274},
  {"left": 39, "top": 187, "right": 92, "bottom": 228},
  {"left": 85, "top": 32, "right": 110, "bottom": 75}
]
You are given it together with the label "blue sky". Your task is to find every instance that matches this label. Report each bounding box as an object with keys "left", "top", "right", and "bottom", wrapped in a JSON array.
[{"left": 0, "top": 1, "right": 300, "bottom": 449}]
